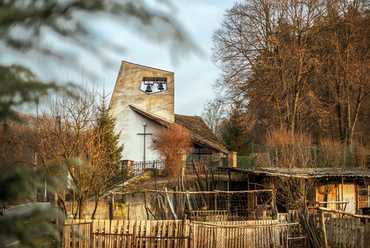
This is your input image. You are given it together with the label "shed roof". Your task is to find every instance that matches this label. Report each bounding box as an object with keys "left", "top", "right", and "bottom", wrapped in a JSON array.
[{"left": 225, "top": 167, "right": 370, "bottom": 179}]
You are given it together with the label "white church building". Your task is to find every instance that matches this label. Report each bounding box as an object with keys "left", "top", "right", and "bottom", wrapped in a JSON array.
[{"left": 109, "top": 61, "right": 229, "bottom": 164}]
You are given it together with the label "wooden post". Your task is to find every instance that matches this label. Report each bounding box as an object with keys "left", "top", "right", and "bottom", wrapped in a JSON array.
[
  {"left": 356, "top": 226, "right": 364, "bottom": 248},
  {"left": 320, "top": 211, "right": 328, "bottom": 248},
  {"left": 355, "top": 180, "right": 359, "bottom": 214},
  {"left": 341, "top": 178, "right": 344, "bottom": 218},
  {"left": 192, "top": 160, "right": 204, "bottom": 192},
  {"left": 165, "top": 187, "right": 178, "bottom": 219},
  {"left": 128, "top": 203, "right": 131, "bottom": 220},
  {"left": 90, "top": 221, "right": 94, "bottom": 248},
  {"left": 132, "top": 225, "right": 137, "bottom": 248},
  {"left": 110, "top": 194, "right": 115, "bottom": 220}
]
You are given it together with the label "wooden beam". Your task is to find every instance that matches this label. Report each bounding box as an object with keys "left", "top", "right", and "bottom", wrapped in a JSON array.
[{"left": 316, "top": 206, "right": 370, "bottom": 219}]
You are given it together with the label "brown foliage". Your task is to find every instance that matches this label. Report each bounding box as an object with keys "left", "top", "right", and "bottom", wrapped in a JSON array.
[
  {"left": 151, "top": 124, "right": 193, "bottom": 177},
  {"left": 265, "top": 128, "right": 313, "bottom": 168},
  {"left": 213, "top": 0, "right": 370, "bottom": 146}
]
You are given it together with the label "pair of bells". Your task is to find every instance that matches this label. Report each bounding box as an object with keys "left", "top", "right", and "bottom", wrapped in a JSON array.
[{"left": 145, "top": 83, "right": 165, "bottom": 93}]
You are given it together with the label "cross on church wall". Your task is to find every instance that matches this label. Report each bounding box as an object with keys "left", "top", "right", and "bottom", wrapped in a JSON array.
[{"left": 137, "top": 123, "right": 152, "bottom": 164}]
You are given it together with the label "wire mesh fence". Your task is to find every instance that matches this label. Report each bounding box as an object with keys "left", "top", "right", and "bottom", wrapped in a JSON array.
[{"left": 115, "top": 189, "right": 275, "bottom": 222}]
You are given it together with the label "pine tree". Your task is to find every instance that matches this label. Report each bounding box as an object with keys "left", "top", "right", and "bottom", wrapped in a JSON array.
[{"left": 96, "top": 90, "right": 123, "bottom": 170}]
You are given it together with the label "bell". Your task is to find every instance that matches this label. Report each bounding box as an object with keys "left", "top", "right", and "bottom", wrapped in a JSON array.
[
  {"left": 145, "top": 85, "right": 152, "bottom": 93},
  {"left": 158, "top": 83, "right": 164, "bottom": 91}
]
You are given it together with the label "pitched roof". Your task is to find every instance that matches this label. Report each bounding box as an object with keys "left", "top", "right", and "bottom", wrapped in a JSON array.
[
  {"left": 225, "top": 167, "right": 370, "bottom": 179},
  {"left": 129, "top": 105, "right": 172, "bottom": 126},
  {"left": 175, "top": 114, "right": 229, "bottom": 154},
  {"left": 129, "top": 105, "right": 229, "bottom": 154}
]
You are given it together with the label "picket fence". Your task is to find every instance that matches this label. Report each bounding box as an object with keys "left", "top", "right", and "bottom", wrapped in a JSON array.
[
  {"left": 63, "top": 216, "right": 367, "bottom": 247},
  {"left": 321, "top": 216, "right": 365, "bottom": 248},
  {"left": 63, "top": 219, "right": 298, "bottom": 248},
  {"left": 63, "top": 219, "right": 191, "bottom": 248}
]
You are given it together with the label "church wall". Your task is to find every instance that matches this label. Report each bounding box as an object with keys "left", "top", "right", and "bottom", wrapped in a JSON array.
[
  {"left": 109, "top": 61, "right": 175, "bottom": 162},
  {"left": 109, "top": 61, "right": 175, "bottom": 122},
  {"left": 116, "top": 108, "right": 161, "bottom": 162}
]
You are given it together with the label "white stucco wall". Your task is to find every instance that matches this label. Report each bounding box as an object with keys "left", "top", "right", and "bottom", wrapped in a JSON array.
[{"left": 115, "top": 108, "right": 161, "bottom": 162}]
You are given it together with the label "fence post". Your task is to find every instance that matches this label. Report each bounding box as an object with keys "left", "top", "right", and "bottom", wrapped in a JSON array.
[
  {"left": 132, "top": 225, "right": 137, "bottom": 248},
  {"left": 356, "top": 226, "right": 364, "bottom": 248},
  {"left": 189, "top": 226, "right": 193, "bottom": 248},
  {"left": 320, "top": 211, "right": 328, "bottom": 248},
  {"left": 90, "top": 221, "right": 94, "bottom": 248}
]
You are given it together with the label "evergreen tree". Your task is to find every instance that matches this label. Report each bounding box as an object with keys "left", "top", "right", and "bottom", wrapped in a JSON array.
[
  {"left": 221, "top": 112, "right": 253, "bottom": 156},
  {"left": 96, "top": 90, "right": 123, "bottom": 169}
]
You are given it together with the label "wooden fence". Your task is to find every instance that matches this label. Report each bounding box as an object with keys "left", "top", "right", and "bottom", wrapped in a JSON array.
[
  {"left": 192, "top": 220, "right": 297, "bottom": 248},
  {"left": 317, "top": 215, "right": 365, "bottom": 248},
  {"left": 63, "top": 219, "right": 298, "bottom": 248},
  {"left": 63, "top": 220, "right": 191, "bottom": 248},
  {"left": 278, "top": 210, "right": 367, "bottom": 247},
  {"left": 63, "top": 216, "right": 368, "bottom": 248}
]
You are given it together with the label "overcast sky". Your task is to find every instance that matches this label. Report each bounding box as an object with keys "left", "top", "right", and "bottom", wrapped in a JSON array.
[{"left": 2, "top": 0, "right": 236, "bottom": 116}]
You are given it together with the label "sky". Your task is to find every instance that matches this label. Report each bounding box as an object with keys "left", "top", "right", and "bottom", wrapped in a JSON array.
[{"left": 2, "top": 0, "right": 236, "bottom": 117}]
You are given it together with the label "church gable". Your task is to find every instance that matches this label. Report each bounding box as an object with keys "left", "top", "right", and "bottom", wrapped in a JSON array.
[{"left": 109, "top": 61, "right": 175, "bottom": 123}]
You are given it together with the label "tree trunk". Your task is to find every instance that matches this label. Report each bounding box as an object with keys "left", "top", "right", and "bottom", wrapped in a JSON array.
[
  {"left": 91, "top": 194, "right": 100, "bottom": 219},
  {"left": 78, "top": 197, "right": 85, "bottom": 219}
]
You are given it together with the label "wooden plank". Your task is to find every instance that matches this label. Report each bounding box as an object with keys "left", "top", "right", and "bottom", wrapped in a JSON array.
[
  {"left": 144, "top": 219, "right": 150, "bottom": 248},
  {"left": 63, "top": 224, "right": 70, "bottom": 248},
  {"left": 72, "top": 221, "right": 76, "bottom": 248},
  {"left": 160, "top": 220, "right": 166, "bottom": 248},
  {"left": 184, "top": 220, "right": 189, "bottom": 248},
  {"left": 167, "top": 219, "right": 173, "bottom": 247},
  {"left": 105, "top": 220, "right": 110, "bottom": 248},
  {"left": 113, "top": 220, "right": 119, "bottom": 248},
  {"left": 128, "top": 220, "right": 134, "bottom": 248},
  {"left": 173, "top": 220, "right": 178, "bottom": 248},
  {"left": 164, "top": 188, "right": 178, "bottom": 220},
  {"left": 140, "top": 220, "right": 144, "bottom": 248},
  {"left": 82, "top": 220, "right": 86, "bottom": 248},
  {"left": 149, "top": 221, "right": 159, "bottom": 248},
  {"left": 90, "top": 220, "right": 95, "bottom": 248},
  {"left": 98, "top": 220, "right": 103, "bottom": 248}
]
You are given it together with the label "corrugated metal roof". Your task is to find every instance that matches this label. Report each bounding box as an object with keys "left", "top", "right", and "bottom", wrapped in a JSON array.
[{"left": 225, "top": 167, "right": 370, "bottom": 179}]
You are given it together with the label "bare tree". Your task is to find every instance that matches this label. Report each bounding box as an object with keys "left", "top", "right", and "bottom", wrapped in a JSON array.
[
  {"left": 201, "top": 99, "right": 227, "bottom": 141},
  {"left": 0, "top": 88, "right": 123, "bottom": 219},
  {"left": 152, "top": 124, "right": 193, "bottom": 178},
  {"left": 212, "top": 0, "right": 370, "bottom": 146}
]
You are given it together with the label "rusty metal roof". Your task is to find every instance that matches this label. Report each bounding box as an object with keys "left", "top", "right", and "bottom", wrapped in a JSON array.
[{"left": 225, "top": 167, "right": 370, "bottom": 179}]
